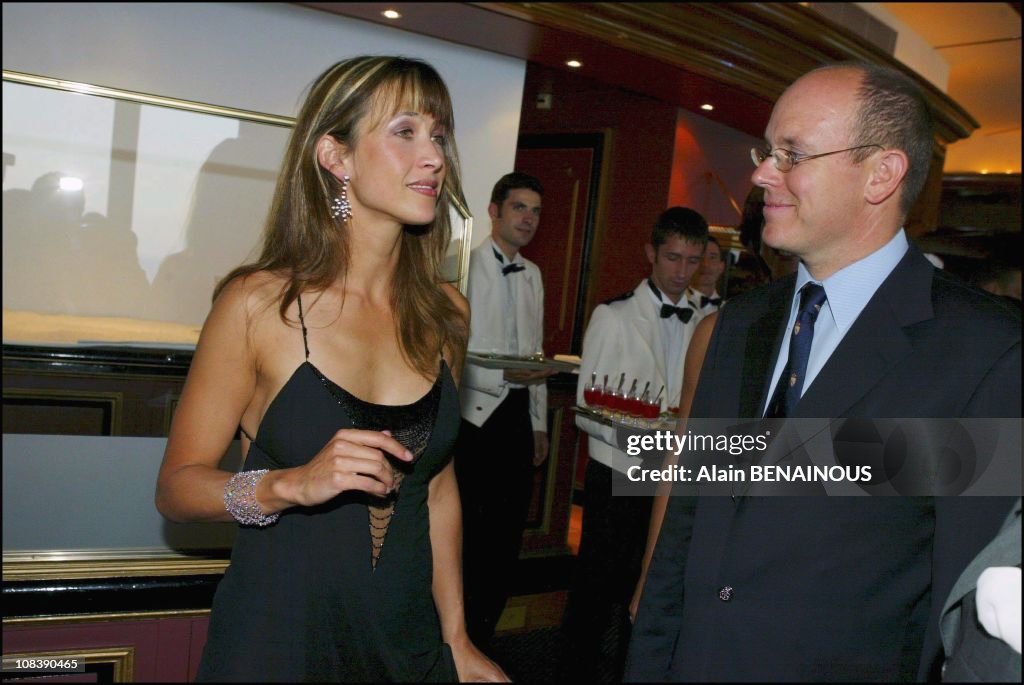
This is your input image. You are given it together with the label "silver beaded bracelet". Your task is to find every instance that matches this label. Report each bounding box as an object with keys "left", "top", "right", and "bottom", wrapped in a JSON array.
[{"left": 224, "top": 469, "right": 280, "bottom": 527}]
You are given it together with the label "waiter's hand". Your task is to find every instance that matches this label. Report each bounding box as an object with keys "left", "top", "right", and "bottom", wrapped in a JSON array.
[
  {"left": 533, "top": 431, "right": 549, "bottom": 466},
  {"left": 503, "top": 368, "right": 556, "bottom": 385}
]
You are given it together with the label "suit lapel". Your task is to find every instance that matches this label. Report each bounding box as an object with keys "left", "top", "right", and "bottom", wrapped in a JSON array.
[
  {"left": 738, "top": 278, "right": 794, "bottom": 418},
  {"left": 794, "top": 247, "right": 935, "bottom": 418},
  {"left": 631, "top": 283, "right": 668, "bottom": 386},
  {"left": 467, "top": 244, "right": 505, "bottom": 351}
]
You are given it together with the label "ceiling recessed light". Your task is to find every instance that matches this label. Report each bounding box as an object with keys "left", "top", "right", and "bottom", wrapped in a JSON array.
[
  {"left": 382, "top": 9, "right": 401, "bottom": 20},
  {"left": 701, "top": 103, "right": 714, "bottom": 111},
  {"left": 566, "top": 59, "right": 582, "bottom": 68}
]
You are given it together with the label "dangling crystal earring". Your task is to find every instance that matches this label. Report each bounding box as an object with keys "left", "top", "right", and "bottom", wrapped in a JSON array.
[{"left": 330, "top": 175, "right": 353, "bottom": 221}]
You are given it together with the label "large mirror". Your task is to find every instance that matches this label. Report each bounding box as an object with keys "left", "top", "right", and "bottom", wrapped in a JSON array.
[
  {"left": 2, "top": 71, "right": 472, "bottom": 346},
  {"left": 2, "top": 71, "right": 471, "bottom": 579}
]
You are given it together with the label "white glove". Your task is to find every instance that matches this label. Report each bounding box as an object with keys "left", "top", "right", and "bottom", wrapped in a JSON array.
[{"left": 976, "top": 566, "right": 1022, "bottom": 654}]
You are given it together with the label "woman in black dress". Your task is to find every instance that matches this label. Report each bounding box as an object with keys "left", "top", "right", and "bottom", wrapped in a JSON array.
[{"left": 156, "top": 56, "right": 508, "bottom": 682}]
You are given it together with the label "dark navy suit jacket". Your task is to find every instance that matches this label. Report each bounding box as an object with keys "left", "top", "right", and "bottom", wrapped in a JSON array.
[{"left": 626, "top": 246, "right": 1021, "bottom": 682}]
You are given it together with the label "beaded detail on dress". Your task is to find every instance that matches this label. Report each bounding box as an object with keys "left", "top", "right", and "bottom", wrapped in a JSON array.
[
  {"left": 294, "top": 294, "right": 444, "bottom": 569},
  {"left": 310, "top": 366, "right": 443, "bottom": 569}
]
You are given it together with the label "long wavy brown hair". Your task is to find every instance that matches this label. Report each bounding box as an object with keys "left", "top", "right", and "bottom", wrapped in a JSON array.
[{"left": 214, "top": 56, "right": 468, "bottom": 378}]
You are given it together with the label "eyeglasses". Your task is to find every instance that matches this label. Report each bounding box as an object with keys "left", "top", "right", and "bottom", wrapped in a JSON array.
[{"left": 750, "top": 144, "right": 883, "bottom": 172}]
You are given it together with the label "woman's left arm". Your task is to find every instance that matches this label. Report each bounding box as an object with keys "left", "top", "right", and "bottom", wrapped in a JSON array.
[
  {"left": 428, "top": 463, "right": 505, "bottom": 681},
  {"left": 429, "top": 283, "right": 509, "bottom": 682}
]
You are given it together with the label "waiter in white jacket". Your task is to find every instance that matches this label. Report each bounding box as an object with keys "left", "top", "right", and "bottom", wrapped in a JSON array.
[
  {"left": 456, "top": 172, "right": 552, "bottom": 649},
  {"left": 560, "top": 206, "right": 709, "bottom": 682}
]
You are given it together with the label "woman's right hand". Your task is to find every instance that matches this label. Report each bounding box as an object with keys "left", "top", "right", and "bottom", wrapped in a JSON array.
[{"left": 266, "top": 429, "right": 414, "bottom": 510}]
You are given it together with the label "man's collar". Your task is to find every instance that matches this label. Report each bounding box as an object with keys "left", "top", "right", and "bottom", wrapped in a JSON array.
[
  {"left": 489, "top": 237, "right": 519, "bottom": 264},
  {"left": 687, "top": 285, "right": 719, "bottom": 303},
  {"left": 648, "top": 277, "right": 685, "bottom": 305},
  {"left": 795, "top": 229, "right": 908, "bottom": 333}
]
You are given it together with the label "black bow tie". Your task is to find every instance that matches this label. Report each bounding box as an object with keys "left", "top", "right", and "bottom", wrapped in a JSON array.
[
  {"left": 660, "top": 303, "right": 694, "bottom": 323},
  {"left": 701, "top": 295, "right": 722, "bottom": 308},
  {"left": 648, "top": 278, "right": 693, "bottom": 322},
  {"left": 494, "top": 247, "right": 525, "bottom": 275}
]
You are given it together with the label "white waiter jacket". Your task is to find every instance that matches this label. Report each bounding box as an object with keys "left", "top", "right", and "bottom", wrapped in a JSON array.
[{"left": 460, "top": 239, "right": 548, "bottom": 433}]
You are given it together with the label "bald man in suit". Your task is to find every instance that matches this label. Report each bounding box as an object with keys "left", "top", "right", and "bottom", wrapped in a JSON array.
[{"left": 626, "top": 62, "right": 1020, "bottom": 682}]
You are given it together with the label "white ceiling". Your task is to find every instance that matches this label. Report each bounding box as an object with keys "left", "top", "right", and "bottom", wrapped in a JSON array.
[{"left": 880, "top": 2, "right": 1021, "bottom": 174}]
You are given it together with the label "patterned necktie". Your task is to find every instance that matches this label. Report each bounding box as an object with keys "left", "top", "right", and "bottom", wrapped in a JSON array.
[{"left": 764, "top": 283, "right": 827, "bottom": 418}]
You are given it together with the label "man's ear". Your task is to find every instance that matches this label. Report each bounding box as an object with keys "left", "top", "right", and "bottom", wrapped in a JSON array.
[
  {"left": 644, "top": 243, "right": 657, "bottom": 266},
  {"left": 316, "top": 134, "right": 350, "bottom": 182},
  {"left": 487, "top": 202, "right": 499, "bottom": 221},
  {"left": 865, "top": 148, "right": 908, "bottom": 206}
]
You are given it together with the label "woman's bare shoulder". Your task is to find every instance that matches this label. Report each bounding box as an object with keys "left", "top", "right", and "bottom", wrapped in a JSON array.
[
  {"left": 696, "top": 310, "right": 718, "bottom": 336},
  {"left": 440, "top": 282, "right": 470, "bottom": 321},
  {"left": 211, "top": 270, "right": 287, "bottom": 322},
  {"left": 196, "top": 271, "right": 291, "bottom": 355},
  {"left": 685, "top": 311, "right": 718, "bottom": 365},
  {"left": 217, "top": 270, "right": 286, "bottom": 303}
]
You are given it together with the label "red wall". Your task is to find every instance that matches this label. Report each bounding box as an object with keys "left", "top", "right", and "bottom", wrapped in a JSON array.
[
  {"left": 669, "top": 108, "right": 765, "bottom": 227},
  {"left": 4, "top": 614, "right": 210, "bottom": 682},
  {"left": 518, "top": 63, "right": 764, "bottom": 327},
  {"left": 519, "top": 63, "right": 678, "bottom": 322}
]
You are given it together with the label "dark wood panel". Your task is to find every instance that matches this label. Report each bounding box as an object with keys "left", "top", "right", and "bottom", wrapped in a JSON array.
[
  {"left": 3, "top": 575, "right": 223, "bottom": 619},
  {"left": 516, "top": 134, "right": 603, "bottom": 356},
  {"left": 522, "top": 374, "right": 579, "bottom": 558},
  {"left": 3, "top": 394, "right": 117, "bottom": 436},
  {"left": 478, "top": 2, "right": 977, "bottom": 144},
  {"left": 3, "top": 613, "right": 210, "bottom": 682},
  {"left": 2, "top": 344, "right": 190, "bottom": 438}
]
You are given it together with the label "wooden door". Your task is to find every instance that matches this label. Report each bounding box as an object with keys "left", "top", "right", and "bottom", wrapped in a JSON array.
[
  {"left": 514, "top": 134, "right": 605, "bottom": 557},
  {"left": 514, "top": 133, "right": 604, "bottom": 356}
]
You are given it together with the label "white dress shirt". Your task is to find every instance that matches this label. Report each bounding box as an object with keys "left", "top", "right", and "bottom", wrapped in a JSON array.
[
  {"left": 648, "top": 281, "right": 692, "bottom": 410},
  {"left": 763, "top": 230, "right": 909, "bottom": 415},
  {"left": 460, "top": 238, "right": 548, "bottom": 431}
]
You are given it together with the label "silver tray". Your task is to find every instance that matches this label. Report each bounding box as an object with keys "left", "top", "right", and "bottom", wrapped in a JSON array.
[
  {"left": 572, "top": 404, "right": 678, "bottom": 432},
  {"left": 466, "top": 352, "right": 579, "bottom": 373}
]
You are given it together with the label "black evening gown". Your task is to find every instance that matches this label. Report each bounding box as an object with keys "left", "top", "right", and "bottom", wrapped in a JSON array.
[{"left": 197, "top": 315, "right": 459, "bottom": 682}]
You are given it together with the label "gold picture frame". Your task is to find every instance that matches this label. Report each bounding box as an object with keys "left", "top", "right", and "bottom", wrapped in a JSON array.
[{"left": 3, "top": 646, "right": 135, "bottom": 682}]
